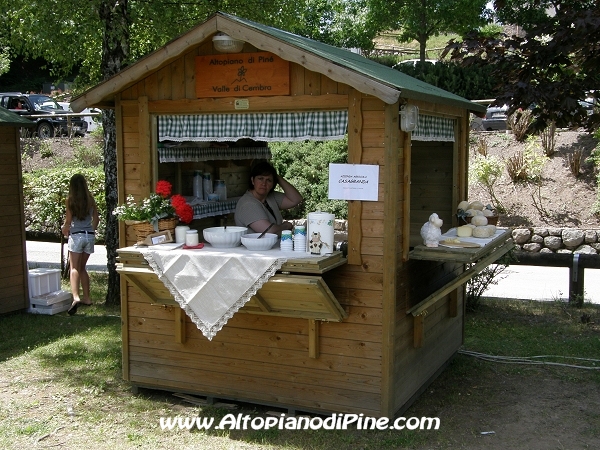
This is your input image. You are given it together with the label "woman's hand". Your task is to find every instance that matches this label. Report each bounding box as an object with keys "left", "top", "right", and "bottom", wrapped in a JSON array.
[
  {"left": 61, "top": 223, "right": 70, "bottom": 238},
  {"left": 278, "top": 176, "right": 303, "bottom": 209}
]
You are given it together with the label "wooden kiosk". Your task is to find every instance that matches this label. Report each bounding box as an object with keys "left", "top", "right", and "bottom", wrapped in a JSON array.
[
  {"left": 0, "top": 108, "right": 34, "bottom": 314},
  {"left": 71, "top": 12, "right": 512, "bottom": 417}
]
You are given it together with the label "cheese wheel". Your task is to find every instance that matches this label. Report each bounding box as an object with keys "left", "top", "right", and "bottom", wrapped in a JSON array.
[
  {"left": 473, "top": 226, "right": 494, "bottom": 238},
  {"left": 457, "top": 200, "right": 470, "bottom": 211},
  {"left": 471, "top": 215, "right": 488, "bottom": 226},
  {"left": 469, "top": 201, "right": 485, "bottom": 210},
  {"left": 457, "top": 225, "right": 473, "bottom": 237}
]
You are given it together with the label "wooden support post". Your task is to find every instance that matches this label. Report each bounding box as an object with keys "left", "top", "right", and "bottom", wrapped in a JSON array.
[
  {"left": 252, "top": 292, "right": 272, "bottom": 312},
  {"left": 569, "top": 254, "right": 585, "bottom": 307},
  {"left": 413, "top": 311, "right": 426, "bottom": 348},
  {"left": 308, "top": 319, "right": 320, "bottom": 359},
  {"left": 449, "top": 288, "right": 458, "bottom": 318},
  {"left": 175, "top": 308, "right": 186, "bottom": 344}
]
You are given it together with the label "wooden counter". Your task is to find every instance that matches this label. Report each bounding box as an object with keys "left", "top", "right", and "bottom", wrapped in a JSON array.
[
  {"left": 117, "top": 247, "right": 348, "bottom": 358},
  {"left": 408, "top": 227, "right": 514, "bottom": 263},
  {"left": 406, "top": 228, "right": 514, "bottom": 347}
]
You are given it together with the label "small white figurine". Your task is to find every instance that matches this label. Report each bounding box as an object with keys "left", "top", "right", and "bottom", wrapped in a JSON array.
[{"left": 420, "top": 213, "right": 443, "bottom": 247}]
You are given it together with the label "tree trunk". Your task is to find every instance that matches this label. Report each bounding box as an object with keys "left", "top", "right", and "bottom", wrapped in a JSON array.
[
  {"left": 419, "top": 38, "right": 427, "bottom": 62},
  {"left": 99, "top": 0, "right": 130, "bottom": 306}
]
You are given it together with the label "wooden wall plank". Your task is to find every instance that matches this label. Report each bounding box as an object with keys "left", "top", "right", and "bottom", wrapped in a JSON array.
[
  {"left": 129, "top": 344, "right": 380, "bottom": 393},
  {"left": 130, "top": 369, "right": 381, "bottom": 415},
  {"left": 304, "top": 70, "right": 321, "bottom": 96},
  {"left": 157, "top": 66, "right": 172, "bottom": 100},
  {"left": 347, "top": 88, "right": 363, "bottom": 266},
  {"left": 0, "top": 126, "right": 28, "bottom": 311},
  {"left": 138, "top": 96, "right": 151, "bottom": 194},
  {"left": 290, "top": 63, "right": 305, "bottom": 96}
]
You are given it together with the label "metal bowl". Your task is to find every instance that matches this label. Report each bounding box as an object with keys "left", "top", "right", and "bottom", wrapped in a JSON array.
[
  {"left": 202, "top": 226, "right": 248, "bottom": 248},
  {"left": 241, "top": 233, "right": 278, "bottom": 251}
]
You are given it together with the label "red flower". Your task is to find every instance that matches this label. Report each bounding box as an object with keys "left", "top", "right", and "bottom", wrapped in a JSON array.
[
  {"left": 155, "top": 180, "right": 172, "bottom": 198},
  {"left": 170, "top": 194, "right": 186, "bottom": 208},
  {"left": 170, "top": 194, "right": 194, "bottom": 224}
]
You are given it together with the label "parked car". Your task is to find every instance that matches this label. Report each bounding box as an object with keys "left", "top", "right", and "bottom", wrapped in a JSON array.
[
  {"left": 0, "top": 93, "right": 87, "bottom": 138},
  {"left": 58, "top": 102, "right": 102, "bottom": 133},
  {"left": 393, "top": 58, "right": 437, "bottom": 69},
  {"left": 481, "top": 104, "right": 509, "bottom": 131},
  {"left": 579, "top": 96, "right": 596, "bottom": 116}
]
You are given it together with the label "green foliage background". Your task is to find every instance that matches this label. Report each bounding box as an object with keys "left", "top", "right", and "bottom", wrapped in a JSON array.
[
  {"left": 22, "top": 137, "right": 349, "bottom": 238},
  {"left": 394, "top": 61, "right": 499, "bottom": 100},
  {"left": 23, "top": 167, "right": 106, "bottom": 240},
  {"left": 270, "top": 138, "right": 349, "bottom": 220}
]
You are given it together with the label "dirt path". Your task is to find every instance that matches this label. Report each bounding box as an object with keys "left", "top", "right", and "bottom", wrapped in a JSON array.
[{"left": 409, "top": 360, "right": 600, "bottom": 449}]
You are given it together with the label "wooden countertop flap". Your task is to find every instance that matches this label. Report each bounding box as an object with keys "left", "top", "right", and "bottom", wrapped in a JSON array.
[
  {"left": 116, "top": 247, "right": 348, "bottom": 358},
  {"left": 406, "top": 229, "right": 514, "bottom": 348}
]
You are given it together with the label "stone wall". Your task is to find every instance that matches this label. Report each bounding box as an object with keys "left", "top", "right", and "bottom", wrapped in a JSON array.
[{"left": 512, "top": 228, "right": 600, "bottom": 254}]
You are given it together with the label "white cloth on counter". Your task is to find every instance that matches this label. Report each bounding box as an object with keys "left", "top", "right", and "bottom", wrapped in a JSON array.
[
  {"left": 140, "top": 246, "right": 314, "bottom": 340},
  {"left": 440, "top": 227, "right": 507, "bottom": 248}
]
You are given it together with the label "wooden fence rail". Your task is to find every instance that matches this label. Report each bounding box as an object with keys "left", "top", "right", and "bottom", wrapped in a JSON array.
[{"left": 510, "top": 252, "right": 600, "bottom": 306}]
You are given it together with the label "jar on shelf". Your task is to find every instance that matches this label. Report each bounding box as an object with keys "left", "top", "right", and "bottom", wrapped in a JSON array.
[
  {"left": 214, "top": 180, "right": 227, "bottom": 201},
  {"left": 193, "top": 171, "right": 203, "bottom": 198}
]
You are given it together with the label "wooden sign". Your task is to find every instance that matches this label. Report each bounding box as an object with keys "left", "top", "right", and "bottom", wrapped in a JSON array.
[{"left": 195, "top": 52, "right": 290, "bottom": 98}]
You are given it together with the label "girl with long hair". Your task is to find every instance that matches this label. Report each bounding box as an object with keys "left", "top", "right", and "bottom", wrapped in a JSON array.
[{"left": 61, "top": 174, "right": 99, "bottom": 315}]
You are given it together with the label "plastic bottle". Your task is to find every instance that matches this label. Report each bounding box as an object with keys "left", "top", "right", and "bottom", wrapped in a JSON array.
[
  {"left": 203, "top": 172, "right": 213, "bottom": 201},
  {"left": 193, "top": 171, "right": 203, "bottom": 198}
]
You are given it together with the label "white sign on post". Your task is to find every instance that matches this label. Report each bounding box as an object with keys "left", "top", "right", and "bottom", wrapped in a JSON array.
[{"left": 328, "top": 163, "right": 379, "bottom": 201}]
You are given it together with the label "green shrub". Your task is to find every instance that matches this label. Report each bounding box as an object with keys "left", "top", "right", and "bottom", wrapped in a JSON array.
[
  {"left": 23, "top": 167, "right": 106, "bottom": 240},
  {"left": 508, "top": 109, "right": 533, "bottom": 142},
  {"left": 588, "top": 130, "right": 600, "bottom": 215},
  {"left": 270, "top": 138, "right": 348, "bottom": 219},
  {"left": 522, "top": 136, "right": 548, "bottom": 181},
  {"left": 72, "top": 138, "right": 104, "bottom": 167},
  {"left": 469, "top": 154, "right": 505, "bottom": 213}
]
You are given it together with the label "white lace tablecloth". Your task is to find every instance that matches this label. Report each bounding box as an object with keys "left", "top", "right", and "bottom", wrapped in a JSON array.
[{"left": 140, "top": 246, "right": 312, "bottom": 340}]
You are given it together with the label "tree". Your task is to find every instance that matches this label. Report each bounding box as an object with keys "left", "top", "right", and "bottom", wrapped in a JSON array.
[
  {"left": 370, "top": 0, "right": 489, "bottom": 62},
  {"left": 289, "top": 0, "right": 380, "bottom": 51},
  {"left": 98, "top": 0, "right": 129, "bottom": 306},
  {"left": 444, "top": 0, "right": 600, "bottom": 132}
]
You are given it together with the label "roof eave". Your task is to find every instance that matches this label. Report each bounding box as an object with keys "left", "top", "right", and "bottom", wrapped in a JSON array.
[{"left": 71, "top": 17, "right": 219, "bottom": 112}]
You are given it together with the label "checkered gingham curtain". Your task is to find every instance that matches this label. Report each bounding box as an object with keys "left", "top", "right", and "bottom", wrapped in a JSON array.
[
  {"left": 412, "top": 115, "right": 455, "bottom": 142},
  {"left": 158, "top": 111, "right": 348, "bottom": 142}
]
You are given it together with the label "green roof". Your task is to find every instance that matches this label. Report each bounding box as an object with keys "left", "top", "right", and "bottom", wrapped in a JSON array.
[
  {"left": 220, "top": 12, "right": 485, "bottom": 113},
  {"left": 0, "top": 107, "right": 36, "bottom": 127}
]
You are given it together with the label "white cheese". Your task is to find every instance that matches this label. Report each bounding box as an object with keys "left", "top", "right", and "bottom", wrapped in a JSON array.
[
  {"left": 469, "top": 201, "right": 485, "bottom": 210},
  {"left": 457, "top": 200, "right": 470, "bottom": 211},
  {"left": 457, "top": 225, "right": 473, "bottom": 237},
  {"left": 471, "top": 215, "right": 488, "bottom": 226},
  {"left": 473, "top": 226, "right": 494, "bottom": 238}
]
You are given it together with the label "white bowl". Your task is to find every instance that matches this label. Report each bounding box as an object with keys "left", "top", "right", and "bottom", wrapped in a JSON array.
[
  {"left": 241, "top": 233, "right": 278, "bottom": 251},
  {"left": 203, "top": 226, "right": 248, "bottom": 248}
]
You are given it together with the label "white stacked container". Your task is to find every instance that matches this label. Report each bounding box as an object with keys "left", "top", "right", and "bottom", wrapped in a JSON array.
[{"left": 28, "top": 268, "right": 72, "bottom": 315}]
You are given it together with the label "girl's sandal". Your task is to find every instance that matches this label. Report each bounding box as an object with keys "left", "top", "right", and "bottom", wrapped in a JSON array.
[{"left": 67, "top": 301, "right": 79, "bottom": 316}]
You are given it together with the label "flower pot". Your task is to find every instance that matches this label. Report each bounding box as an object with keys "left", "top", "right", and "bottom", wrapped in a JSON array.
[{"left": 131, "top": 217, "right": 178, "bottom": 242}]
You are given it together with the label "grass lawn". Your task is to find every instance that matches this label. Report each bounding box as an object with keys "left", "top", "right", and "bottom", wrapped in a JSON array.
[{"left": 0, "top": 273, "right": 598, "bottom": 449}]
